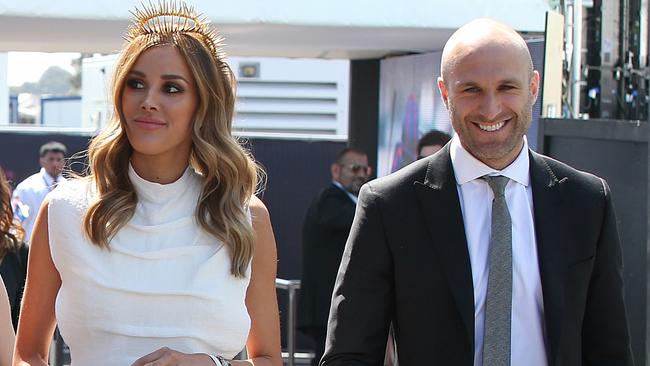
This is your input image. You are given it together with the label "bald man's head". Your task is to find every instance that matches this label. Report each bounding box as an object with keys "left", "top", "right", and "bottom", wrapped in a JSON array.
[
  {"left": 436, "top": 18, "right": 540, "bottom": 170},
  {"left": 440, "top": 18, "right": 533, "bottom": 84}
]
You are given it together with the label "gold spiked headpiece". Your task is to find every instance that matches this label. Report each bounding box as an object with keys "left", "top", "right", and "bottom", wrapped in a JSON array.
[{"left": 125, "top": 1, "right": 226, "bottom": 62}]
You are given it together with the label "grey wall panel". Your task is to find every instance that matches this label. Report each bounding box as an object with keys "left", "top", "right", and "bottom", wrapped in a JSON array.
[
  {"left": 542, "top": 118, "right": 648, "bottom": 366},
  {"left": 247, "top": 138, "right": 347, "bottom": 352}
]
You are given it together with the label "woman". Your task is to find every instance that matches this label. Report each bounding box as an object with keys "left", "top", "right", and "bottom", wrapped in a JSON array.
[
  {"left": 0, "top": 276, "right": 15, "bottom": 366},
  {"left": 14, "top": 2, "right": 281, "bottom": 366},
  {"left": 0, "top": 167, "right": 27, "bottom": 332}
]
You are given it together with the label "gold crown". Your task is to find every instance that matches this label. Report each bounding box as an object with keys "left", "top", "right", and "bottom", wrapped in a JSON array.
[{"left": 125, "top": 1, "right": 226, "bottom": 62}]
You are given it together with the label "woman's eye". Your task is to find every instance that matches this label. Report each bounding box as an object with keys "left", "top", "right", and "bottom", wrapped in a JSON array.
[
  {"left": 164, "top": 83, "right": 182, "bottom": 93},
  {"left": 126, "top": 78, "right": 145, "bottom": 89}
]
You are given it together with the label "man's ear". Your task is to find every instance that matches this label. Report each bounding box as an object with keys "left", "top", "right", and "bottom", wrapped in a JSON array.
[
  {"left": 438, "top": 77, "right": 449, "bottom": 109},
  {"left": 330, "top": 163, "right": 340, "bottom": 180},
  {"left": 530, "top": 70, "right": 541, "bottom": 104},
  {"left": 39, "top": 156, "right": 46, "bottom": 168}
]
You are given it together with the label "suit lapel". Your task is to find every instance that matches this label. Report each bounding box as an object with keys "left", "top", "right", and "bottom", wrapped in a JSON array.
[
  {"left": 529, "top": 151, "right": 569, "bottom": 366},
  {"left": 411, "top": 148, "right": 569, "bottom": 362},
  {"left": 414, "top": 146, "right": 475, "bottom": 349}
]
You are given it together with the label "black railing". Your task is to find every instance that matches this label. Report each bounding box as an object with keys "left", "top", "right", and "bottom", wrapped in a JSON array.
[{"left": 275, "top": 278, "right": 301, "bottom": 366}]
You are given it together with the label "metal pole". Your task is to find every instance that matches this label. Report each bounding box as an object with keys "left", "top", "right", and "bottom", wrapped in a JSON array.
[
  {"left": 641, "top": 0, "right": 648, "bottom": 70},
  {"left": 571, "top": 0, "right": 583, "bottom": 118},
  {"left": 287, "top": 284, "right": 297, "bottom": 366},
  {"left": 275, "top": 278, "right": 301, "bottom": 366},
  {"left": 639, "top": 0, "right": 650, "bottom": 121},
  {"left": 640, "top": 0, "right": 649, "bottom": 121},
  {"left": 565, "top": 2, "right": 574, "bottom": 117},
  {"left": 620, "top": 0, "right": 630, "bottom": 119}
]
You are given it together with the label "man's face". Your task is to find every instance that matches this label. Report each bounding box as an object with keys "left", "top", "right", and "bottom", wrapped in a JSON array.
[
  {"left": 332, "top": 152, "right": 371, "bottom": 196},
  {"left": 438, "top": 42, "right": 539, "bottom": 169},
  {"left": 40, "top": 151, "right": 65, "bottom": 177}
]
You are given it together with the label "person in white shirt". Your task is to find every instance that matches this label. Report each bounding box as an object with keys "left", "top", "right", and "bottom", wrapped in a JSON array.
[
  {"left": 12, "top": 141, "right": 67, "bottom": 241},
  {"left": 322, "top": 18, "right": 632, "bottom": 366}
]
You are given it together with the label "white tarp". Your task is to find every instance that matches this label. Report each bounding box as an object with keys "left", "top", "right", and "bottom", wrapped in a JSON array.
[
  {"left": 0, "top": 1, "right": 551, "bottom": 58},
  {"left": 0, "top": 0, "right": 551, "bottom": 31}
]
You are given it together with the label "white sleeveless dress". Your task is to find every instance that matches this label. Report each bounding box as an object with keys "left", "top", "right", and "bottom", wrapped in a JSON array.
[{"left": 48, "top": 165, "right": 251, "bottom": 366}]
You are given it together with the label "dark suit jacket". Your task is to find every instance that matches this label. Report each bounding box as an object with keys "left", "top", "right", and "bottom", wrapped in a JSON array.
[
  {"left": 0, "top": 243, "right": 28, "bottom": 330},
  {"left": 322, "top": 146, "right": 633, "bottom": 366},
  {"left": 298, "top": 183, "right": 357, "bottom": 334}
]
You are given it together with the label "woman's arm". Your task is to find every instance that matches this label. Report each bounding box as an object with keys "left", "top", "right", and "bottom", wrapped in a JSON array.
[
  {"left": 232, "top": 196, "right": 282, "bottom": 366},
  {"left": 0, "top": 276, "right": 15, "bottom": 366},
  {"left": 13, "top": 200, "right": 61, "bottom": 366}
]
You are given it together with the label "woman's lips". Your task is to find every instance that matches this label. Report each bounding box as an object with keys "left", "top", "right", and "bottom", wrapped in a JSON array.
[{"left": 134, "top": 117, "right": 166, "bottom": 130}]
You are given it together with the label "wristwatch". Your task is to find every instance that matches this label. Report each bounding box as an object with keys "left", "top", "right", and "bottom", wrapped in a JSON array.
[{"left": 208, "top": 354, "right": 232, "bottom": 366}]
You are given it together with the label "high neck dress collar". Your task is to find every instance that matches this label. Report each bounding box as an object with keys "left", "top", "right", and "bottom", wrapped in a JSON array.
[{"left": 128, "top": 163, "right": 193, "bottom": 204}]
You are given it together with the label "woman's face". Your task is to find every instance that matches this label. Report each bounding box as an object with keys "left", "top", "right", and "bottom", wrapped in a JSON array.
[{"left": 121, "top": 44, "right": 198, "bottom": 163}]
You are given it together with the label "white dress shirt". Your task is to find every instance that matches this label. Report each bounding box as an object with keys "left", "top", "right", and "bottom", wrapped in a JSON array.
[
  {"left": 450, "top": 136, "right": 548, "bottom": 366},
  {"left": 12, "top": 168, "right": 65, "bottom": 241}
]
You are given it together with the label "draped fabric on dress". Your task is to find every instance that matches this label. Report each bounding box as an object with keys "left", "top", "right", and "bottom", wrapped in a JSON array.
[{"left": 48, "top": 165, "right": 251, "bottom": 366}]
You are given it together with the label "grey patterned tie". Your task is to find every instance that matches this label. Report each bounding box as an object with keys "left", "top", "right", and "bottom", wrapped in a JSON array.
[{"left": 482, "top": 175, "right": 512, "bottom": 366}]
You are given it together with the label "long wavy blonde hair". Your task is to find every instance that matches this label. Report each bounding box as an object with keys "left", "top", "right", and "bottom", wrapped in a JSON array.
[
  {"left": 0, "top": 168, "right": 24, "bottom": 261},
  {"left": 83, "top": 31, "right": 260, "bottom": 277}
]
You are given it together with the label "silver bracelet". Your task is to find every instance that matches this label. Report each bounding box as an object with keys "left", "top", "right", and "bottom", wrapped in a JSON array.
[{"left": 208, "top": 354, "right": 232, "bottom": 366}]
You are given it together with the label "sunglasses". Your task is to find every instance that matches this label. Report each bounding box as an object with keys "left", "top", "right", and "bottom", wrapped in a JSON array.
[{"left": 339, "top": 163, "right": 371, "bottom": 174}]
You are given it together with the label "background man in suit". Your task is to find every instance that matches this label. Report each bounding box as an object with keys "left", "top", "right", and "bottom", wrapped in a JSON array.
[
  {"left": 298, "top": 147, "right": 371, "bottom": 366},
  {"left": 416, "top": 130, "right": 451, "bottom": 160},
  {"left": 321, "top": 18, "right": 633, "bottom": 366}
]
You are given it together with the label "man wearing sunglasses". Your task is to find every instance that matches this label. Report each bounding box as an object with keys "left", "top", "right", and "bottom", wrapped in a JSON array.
[{"left": 298, "top": 147, "right": 371, "bottom": 366}]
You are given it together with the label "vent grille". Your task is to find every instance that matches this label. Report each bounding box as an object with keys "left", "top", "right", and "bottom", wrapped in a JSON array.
[{"left": 230, "top": 57, "right": 349, "bottom": 138}]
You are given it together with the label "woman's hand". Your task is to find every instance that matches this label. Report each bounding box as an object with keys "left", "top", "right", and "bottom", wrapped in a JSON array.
[{"left": 131, "top": 347, "right": 215, "bottom": 366}]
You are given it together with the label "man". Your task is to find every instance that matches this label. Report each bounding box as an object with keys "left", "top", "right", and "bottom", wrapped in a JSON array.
[
  {"left": 416, "top": 130, "right": 451, "bottom": 160},
  {"left": 12, "top": 141, "right": 67, "bottom": 241},
  {"left": 322, "top": 19, "right": 632, "bottom": 366},
  {"left": 298, "top": 148, "right": 371, "bottom": 366}
]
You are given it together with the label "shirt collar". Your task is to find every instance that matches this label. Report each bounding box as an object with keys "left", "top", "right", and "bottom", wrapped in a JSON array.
[
  {"left": 332, "top": 180, "right": 358, "bottom": 204},
  {"left": 450, "top": 135, "right": 530, "bottom": 186},
  {"left": 40, "top": 167, "right": 58, "bottom": 185}
]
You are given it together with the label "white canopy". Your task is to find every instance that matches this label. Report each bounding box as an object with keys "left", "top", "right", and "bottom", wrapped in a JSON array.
[{"left": 0, "top": 0, "right": 551, "bottom": 59}]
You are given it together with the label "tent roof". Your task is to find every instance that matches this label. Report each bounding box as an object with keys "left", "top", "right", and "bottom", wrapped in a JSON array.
[{"left": 0, "top": 0, "right": 551, "bottom": 59}]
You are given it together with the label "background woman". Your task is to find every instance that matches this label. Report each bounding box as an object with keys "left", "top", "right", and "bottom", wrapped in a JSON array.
[
  {"left": 0, "top": 167, "right": 27, "bottom": 332},
  {"left": 14, "top": 2, "right": 281, "bottom": 366}
]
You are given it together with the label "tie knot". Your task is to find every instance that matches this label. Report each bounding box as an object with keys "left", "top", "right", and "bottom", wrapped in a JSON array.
[{"left": 484, "top": 175, "right": 509, "bottom": 197}]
